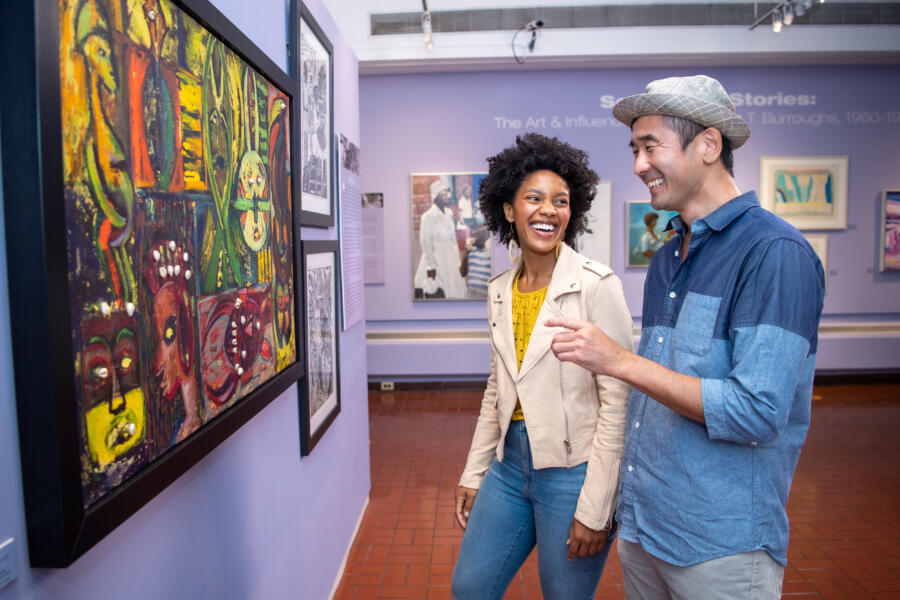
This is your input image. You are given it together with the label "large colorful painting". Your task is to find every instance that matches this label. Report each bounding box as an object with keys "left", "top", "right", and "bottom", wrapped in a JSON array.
[
  {"left": 0, "top": 0, "right": 303, "bottom": 566},
  {"left": 410, "top": 172, "right": 491, "bottom": 301},
  {"left": 881, "top": 190, "right": 900, "bottom": 272},
  {"left": 760, "top": 156, "right": 849, "bottom": 230},
  {"left": 294, "top": 3, "right": 333, "bottom": 227}
]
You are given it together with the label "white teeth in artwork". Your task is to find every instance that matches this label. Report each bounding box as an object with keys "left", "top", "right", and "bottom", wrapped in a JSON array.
[
  {"left": 647, "top": 178, "right": 664, "bottom": 189},
  {"left": 183, "top": 252, "right": 189, "bottom": 262},
  {"left": 168, "top": 241, "right": 176, "bottom": 251},
  {"left": 100, "top": 301, "right": 110, "bottom": 316},
  {"left": 532, "top": 223, "right": 554, "bottom": 232},
  {"left": 125, "top": 302, "right": 135, "bottom": 316},
  {"left": 167, "top": 265, "right": 174, "bottom": 276},
  {"left": 184, "top": 270, "right": 191, "bottom": 280},
  {"left": 237, "top": 366, "right": 244, "bottom": 376},
  {"left": 174, "top": 265, "right": 181, "bottom": 276},
  {"left": 152, "top": 249, "right": 160, "bottom": 262},
  {"left": 240, "top": 315, "right": 246, "bottom": 324},
  {"left": 159, "top": 267, "right": 167, "bottom": 278},
  {"left": 241, "top": 350, "right": 246, "bottom": 358}
]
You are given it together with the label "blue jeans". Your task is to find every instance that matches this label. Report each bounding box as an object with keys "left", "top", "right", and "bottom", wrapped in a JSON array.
[{"left": 451, "top": 421, "right": 614, "bottom": 600}]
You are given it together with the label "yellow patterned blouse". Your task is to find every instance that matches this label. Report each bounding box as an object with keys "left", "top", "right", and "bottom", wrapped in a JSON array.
[{"left": 510, "top": 270, "right": 548, "bottom": 421}]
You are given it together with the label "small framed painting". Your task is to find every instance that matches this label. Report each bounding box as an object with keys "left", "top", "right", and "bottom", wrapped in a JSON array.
[
  {"left": 760, "top": 156, "right": 849, "bottom": 230},
  {"left": 880, "top": 190, "right": 900, "bottom": 272},
  {"left": 300, "top": 240, "right": 341, "bottom": 455},
  {"left": 626, "top": 201, "right": 679, "bottom": 268}
]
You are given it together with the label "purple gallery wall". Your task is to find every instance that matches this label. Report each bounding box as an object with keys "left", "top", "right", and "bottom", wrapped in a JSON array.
[
  {"left": 361, "top": 65, "right": 900, "bottom": 379},
  {"left": 0, "top": 0, "right": 369, "bottom": 599}
]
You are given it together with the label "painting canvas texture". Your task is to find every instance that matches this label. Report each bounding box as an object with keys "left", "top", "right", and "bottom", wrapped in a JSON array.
[
  {"left": 411, "top": 173, "right": 491, "bottom": 301},
  {"left": 59, "top": 0, "right": 296, "bottom": 506},
  {"left": 883, "top": 191, "right": 900, "bottom": 272},
  {"left": 627, "top": 201, "right": 679, "bottom": 267}
]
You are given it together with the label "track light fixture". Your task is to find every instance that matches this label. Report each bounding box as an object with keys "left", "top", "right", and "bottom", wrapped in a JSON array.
[{"left": 749, "top": 0, "right": 822, "bottom": 32}]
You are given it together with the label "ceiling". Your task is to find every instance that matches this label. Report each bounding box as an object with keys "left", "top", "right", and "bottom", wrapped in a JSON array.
[{"left": 320, "top": 0, "right": 900, "bottom": 74}]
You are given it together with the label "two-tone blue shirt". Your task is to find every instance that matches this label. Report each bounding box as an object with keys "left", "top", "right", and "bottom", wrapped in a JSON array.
[{"left": 617, "top": 191, "right": 825, "bottom": 566}]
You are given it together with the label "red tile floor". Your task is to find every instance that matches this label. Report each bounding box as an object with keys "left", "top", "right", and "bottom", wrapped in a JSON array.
[{"left": 335, "top": 383, "right": 900, "bottom": 599}]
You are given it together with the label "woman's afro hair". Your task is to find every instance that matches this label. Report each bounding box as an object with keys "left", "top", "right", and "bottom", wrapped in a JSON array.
[{"left": 478, "top": 133, "right": 599, "bottom": 247}]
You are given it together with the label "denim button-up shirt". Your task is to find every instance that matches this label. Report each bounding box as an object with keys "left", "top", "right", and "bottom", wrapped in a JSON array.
[{"left": 617, "top": 192, "right": 825, "bottom": 567}]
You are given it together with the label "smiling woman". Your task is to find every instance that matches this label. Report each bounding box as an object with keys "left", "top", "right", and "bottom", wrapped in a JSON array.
[{"left": 451, "top": 133, "right": 634, "bottom": 600}]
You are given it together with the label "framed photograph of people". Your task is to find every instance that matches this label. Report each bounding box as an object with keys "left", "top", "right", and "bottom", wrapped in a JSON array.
[
  {"left": 0, "top": 0, "right": 305, "bottom": 566},
  {"left": 759, "top": 156, "right": 849, "bottom": 230},
  {"left": 410, "top": 173, "right": 491, "bottom": 301},
  {"left": 293, "top": 2, "right": 334, "bottom": 227},
  {"left": 626, "top": 201, "right": 679, "bottom": 268},
  {"left": 299, "top": 241, "right": 341, "bottom": 455},
  {"left": 880, "top": 189, "right": 900, "bottom": 272}
]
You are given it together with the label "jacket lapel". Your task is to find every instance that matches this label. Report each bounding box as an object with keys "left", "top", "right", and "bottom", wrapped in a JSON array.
[{"left": 490, "top": 268, "right": 519, "bottom": 381}]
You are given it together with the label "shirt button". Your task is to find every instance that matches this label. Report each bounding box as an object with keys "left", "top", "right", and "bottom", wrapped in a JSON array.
[
  {"left": 657, "top": 336, "right": 664, "bottom": 344},
  {"left": 634, "top": 421, "right": 640, "bottom": 429},
  {"left": 751, "top": 441, "right": 758, "bottom": 447},
  {"left": 627, "top": 465, "right": 634, "bottom": 472},
  {"left": 669, "top": 291, "right": 676, "bottom": 299},
  {"left": 675, "top": 250, "right": 680, "bottom": 257}
]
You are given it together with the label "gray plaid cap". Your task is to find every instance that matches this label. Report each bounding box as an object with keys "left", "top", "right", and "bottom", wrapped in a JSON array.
[{"left": 612, "top": 75, "right": 751, "bottom": 149}]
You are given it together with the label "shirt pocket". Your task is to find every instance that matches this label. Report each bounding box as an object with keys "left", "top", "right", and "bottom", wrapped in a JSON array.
[{"left": 671, "top": 292, "right": 720, "bottom": 356}]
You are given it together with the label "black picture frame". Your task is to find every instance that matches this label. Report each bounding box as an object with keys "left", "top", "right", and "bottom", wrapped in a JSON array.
[
  {"left": 291, "top": 2, "right": 335, "bottom": 228},
  {"left": 0, "top": 0, "right": 305, "bottom": 567},
  {"left": 299, "top": 240, "right": 341, "bottom": 455}
]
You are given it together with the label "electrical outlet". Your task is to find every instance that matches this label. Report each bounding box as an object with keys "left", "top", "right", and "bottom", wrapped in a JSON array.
[
  {"left": 0, "top": 538, "right": 15, "bottom": 590},
  {"left": 379, "top": 381, "right": 395, "bottom": 391}
]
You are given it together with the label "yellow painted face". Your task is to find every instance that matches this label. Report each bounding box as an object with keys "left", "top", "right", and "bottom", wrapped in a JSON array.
[{"left": 83, "top": 34, "right": 117, "bottom": 93}]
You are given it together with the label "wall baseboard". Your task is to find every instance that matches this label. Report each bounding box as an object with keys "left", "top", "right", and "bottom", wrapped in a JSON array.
[{"left": 329, "top": 494, "right": 370, "bottom": 600}]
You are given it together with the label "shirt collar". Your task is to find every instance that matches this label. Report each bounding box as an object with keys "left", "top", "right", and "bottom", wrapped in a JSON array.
[{"left": 665, "top": 191, "right": 759, "bottom": 235}]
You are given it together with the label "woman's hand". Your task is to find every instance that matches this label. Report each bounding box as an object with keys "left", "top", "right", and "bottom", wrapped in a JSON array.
[
  {"left": 566, "top": 518, "right": 608, "bottom": 560},
  {"left": 455, "top": 486, "right": 478, "bottom": 529}
]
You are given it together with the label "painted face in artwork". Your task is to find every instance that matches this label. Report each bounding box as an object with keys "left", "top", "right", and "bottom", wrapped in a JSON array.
[
  {"left": 202, "top": 291, "right": 273, "bottom": 407},
  {"left": 234, "top": 151, "right": 271, "bottom": 251},
  {"left": 82, "top": 34, "right": 117, "bottom": 93},
  {"left": 153, "top": 283, "right": 194, "bottom": 400},
  {"left": 81, "top": 312, "right": 145, "bottom": 467}
]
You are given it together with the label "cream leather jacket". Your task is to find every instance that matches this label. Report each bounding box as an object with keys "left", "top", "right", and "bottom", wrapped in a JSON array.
[{"left": 458, "top": 243, "right": 634, "bottom": 530}]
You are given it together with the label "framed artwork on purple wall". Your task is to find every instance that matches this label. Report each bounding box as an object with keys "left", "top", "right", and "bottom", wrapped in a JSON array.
[
  {"left": 299, "top": 240, "right": 341, "bottom": 455},
  {"left": 291, "top": 2, "right": 334, "bottom": 228},
  {"left": 410, "top": 172, "right": 491, "bottom": 301},
  {"left": 626, "top": 201, "right": 678, "bottom": 268},
  {"left": 759, "top": 156, "right": 849, "bottom": 230},
  {"left": 0, "top": 0, "right": 304, "bottom": 566},
  {"left": 880, "top": 189, "right": 900, "bottom": 272}
]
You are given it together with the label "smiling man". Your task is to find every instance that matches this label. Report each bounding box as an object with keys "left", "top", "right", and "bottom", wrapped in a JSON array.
[{"left": 547, "top": 75, "right": 825, "bottom": 599}]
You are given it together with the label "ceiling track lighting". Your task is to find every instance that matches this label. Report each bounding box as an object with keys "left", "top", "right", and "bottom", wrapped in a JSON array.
[
  {"left": 749, "top": 0, "right": 823, "bottom": 32},
  {"left": 512, "top": 18, "right": 544, "bottom": 65}
]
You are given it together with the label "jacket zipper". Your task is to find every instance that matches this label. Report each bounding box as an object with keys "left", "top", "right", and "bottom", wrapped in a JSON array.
[{"left": 558, "top": 346, "right": 572, "bottom": 468}]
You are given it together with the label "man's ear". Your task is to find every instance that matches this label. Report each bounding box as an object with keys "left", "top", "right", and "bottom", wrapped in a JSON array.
[{"left": 698, "top": 127, "right": 724, "bottom": 166}]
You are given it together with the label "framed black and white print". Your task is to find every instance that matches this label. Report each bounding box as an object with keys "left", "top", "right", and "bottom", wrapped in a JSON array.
[
  {"left": 299, "top": 241, "right": 341, "bottom": 455},
  {"left": 293, "top": 3, "right": 334, "bottom": 227},
  {"left": 0, "top": 0, "right": 304, "bottom": 566}
]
